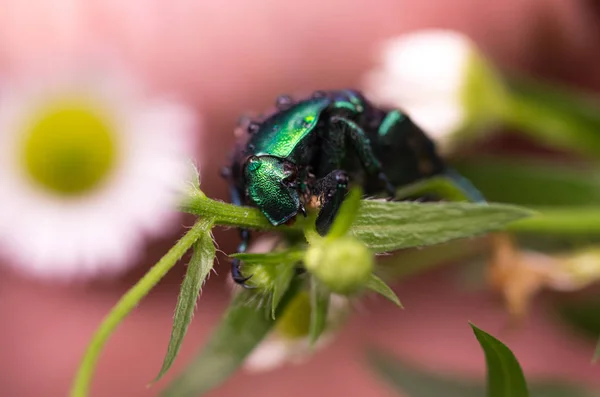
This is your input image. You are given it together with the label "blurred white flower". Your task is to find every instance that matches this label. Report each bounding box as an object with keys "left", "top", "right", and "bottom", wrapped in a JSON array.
[
  {"left": 363, "top": 29, "right": 507, "bottom": 153},
  {"left": 244, "top": 292, "right": 350, "bottom": 373},
  {"left": 0, "top": 66, "right": 199, "bottom": 279}
]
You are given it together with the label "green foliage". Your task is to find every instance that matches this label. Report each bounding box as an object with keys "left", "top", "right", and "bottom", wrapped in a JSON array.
[
  {"left": 154, "top": 227, "right": 215, "bottom": 383},
  {"left": 470, "top": 323, "right": 529, "bottom": 397}
]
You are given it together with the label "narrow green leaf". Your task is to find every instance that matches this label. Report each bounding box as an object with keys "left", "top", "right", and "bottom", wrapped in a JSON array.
[
  {"left": 366, "top": 274, "right": 402, "bottom": 308},
  {"left": 230, "top": 249, "right": 305, "bottom": 265},
  {"left": 377, "top": 239, "right": 487, "bottom": 282},
  {"left": 454, "top": 158, "right": 600, "bottom": 207},
  {"left": 395, "top": 176, "right": 471, "bottom": 202},
  {"left": 470, "top": 323, "right": 529, "bottom": 397},
  {"left": 188, "top": 160, "right": 201, "bottom": 191},
  {"left": 367, "top": 348, "right": 597, "bottom": 397},
  {"left": 161, "top": 279, "right": 302, "bottom": 397},
  {"left": 153, "top": 224, "right": 215, "bottom": 383},
  {"left": 509, "top": 207, "right": 600, "bottom": 235},
  {"left": 309, "top": 278, "right": 330, "bottom": 344},
  {"left": 504, "top": 76, "right": 600, "bottom": 159},
  {"left": 71, "top": 218, "right": 212, "bottom": 397},
  {"left": 271, "top": 263, "right": 296, "bottom": 319},
  {"left": 327, "top": 187, "right": 363, "bottom": 239},
  {"left": 554, "top": 298, "right": 600, "bottom": 363},
  {"left": 351, "top": 201, "right": 532, "bottom": 253}
]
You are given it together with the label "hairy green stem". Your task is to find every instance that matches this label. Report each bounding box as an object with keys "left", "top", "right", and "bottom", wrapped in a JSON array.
[
  {"left": 70, "top": 218, "right": 213, "bottom": 397},
  {"left": 180, "top": 191, "right": 305, "bottom": 230}
]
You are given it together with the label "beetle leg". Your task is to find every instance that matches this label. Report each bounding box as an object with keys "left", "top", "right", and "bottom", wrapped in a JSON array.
[
  {"left": 313, "top": 170, "right": 349, "bottom": 235},
  {"left": 329, "top": 115, "right": 396, "bottom": 199},
  {"left": 231, "top": 228, "right": 255, "bottom": 288},
  {"left": 222, "top": 171, "right": 255, "bottom": 287}
]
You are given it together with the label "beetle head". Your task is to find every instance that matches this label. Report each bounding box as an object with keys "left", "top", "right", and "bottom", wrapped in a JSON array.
[{"left": 244, "top": 155, "right": 301, "bottom": 225}]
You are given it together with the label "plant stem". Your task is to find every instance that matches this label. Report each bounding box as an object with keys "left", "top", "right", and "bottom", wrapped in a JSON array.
[
  {"left": 70, "top": 217, "right": 213, "bottom": 397},
  {"left": 180, "top": 191, "right": 306, "bottom": 230}
]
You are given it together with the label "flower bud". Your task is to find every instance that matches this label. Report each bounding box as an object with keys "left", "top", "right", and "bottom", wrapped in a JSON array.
[{"left": 304, "top": 236, "right": 373, "bottom": 295}]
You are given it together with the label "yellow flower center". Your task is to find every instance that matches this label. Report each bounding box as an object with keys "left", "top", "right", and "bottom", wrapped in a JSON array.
[{"left": 20, "top": 99, "right": 118, "bottom": 196}]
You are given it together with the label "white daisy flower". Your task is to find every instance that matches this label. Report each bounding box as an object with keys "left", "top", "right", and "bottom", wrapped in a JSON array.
[
  {"left": 244, "top": 292, "right": 350, "bottom": 373},
  {"left": 363, "top": 29, "right": 507, "bottom": 153},
  {"left": 0, "top": 66, "right": 199, "bottom": 279}
]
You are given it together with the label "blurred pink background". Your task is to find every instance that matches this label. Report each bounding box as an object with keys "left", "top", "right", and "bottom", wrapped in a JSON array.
[{"left": 1, "top": 1, "right": 600, "bottom": 396}]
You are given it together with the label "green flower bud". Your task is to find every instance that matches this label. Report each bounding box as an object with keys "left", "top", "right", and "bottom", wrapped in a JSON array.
[
  {"left": 244, "top": 262, "right": 279, "bottom": 290},
  {"left": 304, "top": 236, "right": 374, "bottom": 295}
]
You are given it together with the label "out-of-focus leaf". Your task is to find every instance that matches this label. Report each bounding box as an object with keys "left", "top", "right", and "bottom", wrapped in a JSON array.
[
  {"left": 230, "top": 250, "right": 305, "bottom": 265},
  {"left": 367, "top": 348, "right": 597, "bottom": 397},
  {"left": 366, "top": 274, "right": 402, "bottom": 307},
  {"left": 554, "top": 298, "right": 600, "bottom": 363},
  {"left": 154, "top": 226, "right": 215, "bottom": 382},
  {"left": 327, "top": 187, "right": 363, "bottom": 239},
  {"left": 161, "top": 279, "right": 302, "bottom": 397},
  {"left": 556, "top": 298, "right": 600, "bottom": 339},
  {"left": 368, "top": 349, "right": 483, "bottom": 397},
  {"left": 470, "top": 323, "right": 529, "bottom": 397},
  {"left": 376, "top": 239, "right": 488, "bottom": 282},
  {"left": 454, "top": 158, "right": 600, "bottom": 207},
  {"left": 509, "top": 208, "right": 600, "bottom": 235},
  {"left": 309, "top": 278, "right": 330, "bottom": 344},
  {"left": 351, "top": 201, "right": 531, "bottom": 253},
  {"left": 504, "top": 76, "right": 600, "bottom": 160},
  {"left": 271, "top": 263, "right": 296, "bottom": 319},
  {"left": 394, "top": 176, "right": 471, "bottom": 202}
]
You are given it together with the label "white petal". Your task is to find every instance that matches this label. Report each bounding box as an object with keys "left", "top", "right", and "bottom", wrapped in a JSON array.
[
  {"left": 363, "top": 29, "right": 475, "bottom": 139},
  {"left": 0, "top": 66, "right": 199, "bottom": 280},
  {"left": 244, "top": 337, "right": 294, "bottom": 373}
]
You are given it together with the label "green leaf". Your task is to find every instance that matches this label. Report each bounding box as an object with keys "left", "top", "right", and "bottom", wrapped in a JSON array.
[
  {"left": 553, "top": 298, "right": 600, "bottom": 363},
  {"left": 161, "top": 279, "right": 302, "bottom": 397},
  {"left": 367, "top": 348, "right": 597, "bottom": 397},
  {"left": 71, "top": 218, "right": 213, "bottom": 397},
  {"left": 503, "top": 76, "right": 600, "bottom": 159},
  {"left": 271, "top": 262, "right": 296, "bottom": 319},
  {"left": 366, "top": 274, "right": 402, "bottom": 308},
  {"left": 454, "top": 158, "right": 600, "bottom": 207},
  {"left": 509, "top": 207, "right": 600, "bottom": 235},
  {"left": 470, "top": 323, "right": 529, "bottom": 397},
  {"left": 309, "top": 278, "right": 330, "bottom": 344},
  {"left": 351, "top": 201, "right": 532, "bottom": 253},
  {"left": 327, "top": 187, "right": 363, "bottom": 239},
  {"left": 395, "top": 176, "right": 472, "bottom": 202},
  {"left": 376, "top": 239, "right": 487, "bottom": 282},
  {"left": 188, "top": 160, "right": 201, "bottom": 191},
  {"left": 153, "top": 224, "right": 215, "bottom": 383},
  {"left": 230, "top": 249, "right": 305, "bottom": 265},
  {"left": 368, "top": 349, "right": 482, "bottom": 397}
]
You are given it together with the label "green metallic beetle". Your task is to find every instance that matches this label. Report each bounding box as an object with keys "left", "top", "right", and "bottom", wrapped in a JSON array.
[{"left": 222, "top": 89, "right": 483, "bottom": 286}]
